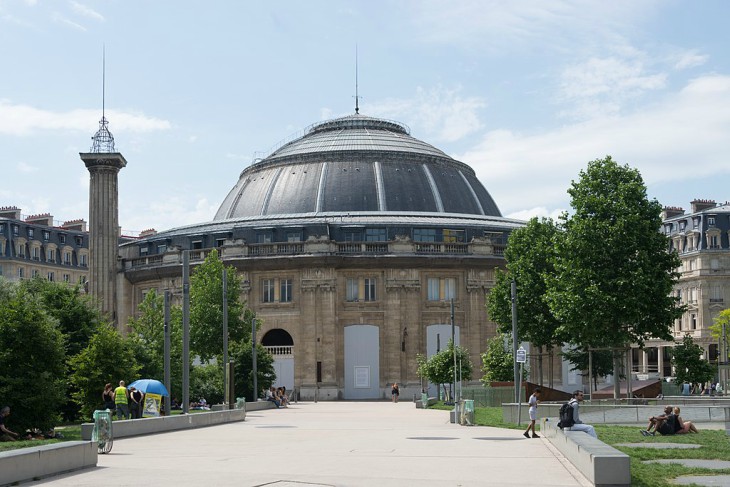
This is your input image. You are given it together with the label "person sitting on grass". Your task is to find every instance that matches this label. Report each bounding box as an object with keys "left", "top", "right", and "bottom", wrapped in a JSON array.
[
  {"left": 0, "top": 406, "right": 19, "bottom": 442},
  {"left": 673, "top": 407, "right": 698, "bottom": 434},
  {"left": 641, "top": 405, "right": 673, "bottom": 436}
]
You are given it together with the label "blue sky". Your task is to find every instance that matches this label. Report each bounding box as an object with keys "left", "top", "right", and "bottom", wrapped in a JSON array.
[{"left": 2, "top": 1, "right": 729, "bottom": 233}]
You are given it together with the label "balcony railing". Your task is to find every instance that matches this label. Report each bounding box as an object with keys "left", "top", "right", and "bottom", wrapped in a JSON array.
[{"left": 263, "top": 345, "right": 293, "bottom": 356}]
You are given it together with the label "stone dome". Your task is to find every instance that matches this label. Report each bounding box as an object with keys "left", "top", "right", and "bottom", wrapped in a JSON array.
[{"left": 214, "top": 114, "right": 501, "bottom": 220}]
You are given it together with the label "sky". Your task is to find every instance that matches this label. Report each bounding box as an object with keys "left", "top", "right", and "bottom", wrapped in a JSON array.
[{"left": 2, "top": 1, "right": 730, "bottom": 234}]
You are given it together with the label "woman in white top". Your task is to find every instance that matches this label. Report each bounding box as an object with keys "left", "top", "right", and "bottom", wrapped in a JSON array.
[{"left": 523, "top": 388, "right": 541, "bottom": 438}]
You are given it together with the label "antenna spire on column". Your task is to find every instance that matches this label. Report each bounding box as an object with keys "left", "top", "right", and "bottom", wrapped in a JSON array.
[{"left": 91, "top": 44, "right": 115, "bottom": 153}]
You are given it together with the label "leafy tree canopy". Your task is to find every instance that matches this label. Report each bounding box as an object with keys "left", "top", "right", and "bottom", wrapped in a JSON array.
[
  {"left": 547, "top": 156, "right": 683, "bottom": 349},
  {"left": 670, "top": 334, "right": 715, "bottom": 386},
  {"left": 710, "top": 309, "right": 730, "bottom": 349},
  {"left": 232, "top": 340, "right": 277, "bottom": 401},
  {"left": 487, "top": 217, "right": 562, "bottom": 347},
  {"left": 417, "top": 340, "right": 473, "bottom": 402},
  {"left": 190, "top": 250, "right": 249, "bottom": 361},
  {"left": 0, "top": 281, "right": 67, "bottom": 432},
  {"left": 481, "top": 333, "right": 520, "bottom": 383}
]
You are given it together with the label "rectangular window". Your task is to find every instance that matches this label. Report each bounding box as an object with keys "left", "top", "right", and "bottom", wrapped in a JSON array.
[
  {"left": 216, "top": 239, "right": 225, "bottom": 247},
  {"left": 17, "top": 245, "right": 25, "bottom": 258},
  {"left": 47, "top": 271, "right": 54, "bottom": 282},
  {"left": 428, "top": 277, "right": 456, "bottom": 301},
  {"left": 365, "top": 228, "right": 386, "bottom": 242},
  {"left": 286, "top": 232, "right": 302, "bottom": 242},
  {"left": 80, "top": 254, "right": 87, "bottom": 267},
  {"left": 191, "top": 240, "right": 203, "bottom": 249},
  {"left": 443, "top": 277, "right": 456, "bottom": 301},
  {"left": 31, "top": 247, "right": 40, "bottom": 260},
  {"left": 691, "top": 313, "right": 697, "bottom": 330},
  {"left": 47, "top": 249, "right": 55, "bottom": 262},
  {"left": 63, "top": 274, "right": 70, "bottom": 283},
  {"left": 43, "top": 231, "right": 50, "bottom": 241},
  {"left": 28, "top": 228, "right": 34, "bottom": 238},
  {"left": 64, "top": 252, "right": 71, "bottom": 265},
  {"left": 280, "top": 279, "right": 292, "bottom": 302},
  {"left": 256, "top": 233, "right": 272, "bottom": 244},
  {"left": 709, "top": 216, "right": 716, "bottom": 226},
  {"left": 157, "top": 244, "right": 167, "bottom": 254},
  {"left": 364, "top": 278, "right": 376, "bottom": 301},
  {"left": 18, "top": 267, "right": 24, "bottom": 278},
  {"left": 344, "top": 230, "right": 362, "bottom": 242},
  {"left": 0, "top": 265, "right": 3, "bottom": 276},
  {"left": 140, "top": 246, "right": 149, "bottom": 255},
  {"left": 58, "top": 234, "right": 66, "bottom": 244},
  {"left": 709, "top": 235, "right": 719, "bottom": 248},
  {"left": 443, "top": 229, "right": 465, "bottom": 243},
  {"left": 346, "top": 278, "right": 359, "bottom": 301},
  {"left": 75, "top": 236, "right": 83, "bottom": 246},
  {"left": 414, "top": 228, "right": 437, "bottom": 242},
  {"left": 427, "top": 278, "right": 440, "bottom": 301},
  {"left": 711, "top": 286, "right": 723, "bottom": 303},
  {"left": 32, "top": 269, "right": 39, "bottom": 278},
  {"left": 12, "top": 225, "right": 19, "bottom": 236},
  {"left": 262, "top": 279, "right": 275, "bottom": 303}
]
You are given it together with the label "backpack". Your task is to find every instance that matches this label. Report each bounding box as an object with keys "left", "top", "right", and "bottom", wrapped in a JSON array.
[{"left": 557, "top": 401, "right": 575, "bottom": 429}]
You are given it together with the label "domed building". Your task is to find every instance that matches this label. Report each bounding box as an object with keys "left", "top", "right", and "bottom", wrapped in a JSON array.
[{"left": 118, "top": 113, "right": 523, "bottom": 400}]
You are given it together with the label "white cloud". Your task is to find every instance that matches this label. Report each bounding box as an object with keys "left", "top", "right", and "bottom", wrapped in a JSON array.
[
  {"left": 369, "top": 85, "right": 486, "bottom": 142},
  {"left": 672, "top": 50, "right": 709, "bottom": 70},
  {"left": 0, "top": 100, "right": 171, "bottom": 136},
  {"left": 16, "top": 161, "right": 37, "bottom": 173},
  {"left": 408, "top": 0, "right": 659, "bottom": 51},
  {"left": 121, "top": 197, "right": 218, "bottom": 233},
  {"left": 459, "top": 74, "right": 730, "bottom": 217},
  {"left": 69, "top": 1, "right": 104, "bottom": 22},
  {"left": 52, "top": 12, "right": 86, "bottom": 31},
  {"left": 558, "top": 56, "right": 666, "bottom": 119}
]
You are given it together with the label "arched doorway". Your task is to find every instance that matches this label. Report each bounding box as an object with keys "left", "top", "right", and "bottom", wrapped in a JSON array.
[{"left": 262, "top": 328, "right": 294, "bottom": 391}]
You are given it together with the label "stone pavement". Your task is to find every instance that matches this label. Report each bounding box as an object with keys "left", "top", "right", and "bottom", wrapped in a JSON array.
[{"left": 29, "top": 401, "right": 592, "bottom": 487}]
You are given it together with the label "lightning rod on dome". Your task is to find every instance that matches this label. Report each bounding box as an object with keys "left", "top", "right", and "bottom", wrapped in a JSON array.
[
  {"left": 91, "top": 44, "right": 116, "bottom": 153},
  {"left": 354, "top": 44, "right": 360, "bottom": 114}
]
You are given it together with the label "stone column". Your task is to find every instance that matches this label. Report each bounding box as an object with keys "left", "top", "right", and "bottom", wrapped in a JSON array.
[
  {"left": 657, "top": 346, "right": 664, "bottom": 378},
  {"left": 80, "top": 152, "right": 127, "bottom": 325}
]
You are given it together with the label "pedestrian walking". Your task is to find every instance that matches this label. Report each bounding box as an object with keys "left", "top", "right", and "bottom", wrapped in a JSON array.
[{"left": 523, "top": 388, "right": 541, "bottom": 438}]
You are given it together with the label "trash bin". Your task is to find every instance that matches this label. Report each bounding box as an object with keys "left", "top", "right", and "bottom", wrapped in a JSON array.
[
  {"left": 92, "top": 409, "right": 113, "bottom": 454},
  {"left": 235, "top": 397, "right": 246, "bottom": 410},
  {"left": 460, "top": 399, "right": 474, "bottom": 426},
  {"left": 421, "top": 393, "right": 429, "bottom": 409}
]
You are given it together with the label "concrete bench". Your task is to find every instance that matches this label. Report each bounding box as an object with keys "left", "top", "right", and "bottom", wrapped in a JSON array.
[
  {"left": 81, "top": 406, "right": 247, "bottom": 440},
  {"left": 0, "top": 441, "right": 96, "bottom": 486},
  {"left": 415, "top": 397, "right": 438, "bottom": 409},
  {"left": 541, "top": 418, "right": 630, "bottom": 486}
]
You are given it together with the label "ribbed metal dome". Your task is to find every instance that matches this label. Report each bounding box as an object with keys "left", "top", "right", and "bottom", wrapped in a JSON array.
[{"left": 214, "top": 114, "right": 501, "bottom": 220}]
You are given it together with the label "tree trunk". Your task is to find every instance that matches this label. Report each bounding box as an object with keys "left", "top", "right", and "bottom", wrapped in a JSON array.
[
  {"left": 613, "top": 352, "right": 621, "bottom": 400},
  {"left": 538, "top": 345, "right": 544, "bottom": 387}
]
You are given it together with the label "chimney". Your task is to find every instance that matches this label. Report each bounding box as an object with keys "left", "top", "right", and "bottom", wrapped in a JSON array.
[
  {"left": 62, "top": 219, "right": 88, "bottom": 232},
  {"left": 139, "top": 228, "right": 158, "bottom": 238},
  {"left": 690, "top": 199, "right": 717, "bottom": 213},
  {"left": 661, "top": 206, "right": 685, "bottom": 220},
  {"left": 0, "top": 206, "right": 22, "bottom": 220},
  {"left": 25, "top": 213, "right": 54, "bottom": 226}
]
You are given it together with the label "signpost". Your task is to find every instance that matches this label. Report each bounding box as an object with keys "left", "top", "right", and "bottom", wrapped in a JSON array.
[{"left": 516, "top": 346, "right": 526, "bottom": 425}]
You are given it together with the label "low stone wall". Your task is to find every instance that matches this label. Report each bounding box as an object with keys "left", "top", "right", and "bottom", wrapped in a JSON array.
[
  {"left": 504, "top": 403, "right": 730, "bottom": 427},
  {"left": 0, "top": 441, "right": 96, "bottom": 486},
  {"left": 246, "top": 401, "right": 278, "bottom": 411},
  {"left": 541, "top": 418, "right": 630, "bottom": 486},
  {"left": 81, "top": 407, "right": 247, "bottom": 441},
  {"left": 415, "top": 397, "right": 438, "bottom": 409}
]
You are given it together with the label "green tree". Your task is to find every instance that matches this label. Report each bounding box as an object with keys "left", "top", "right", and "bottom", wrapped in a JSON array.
[
  {"left": 670, "top": 334, "right": 715, "bottom": 387},
  {"left": 231, "top": 340, "right": 276, "bottom": 401},
  {"left": 710, "top": 309, "right": 730, "bottom": 362},
  {"left": 191, "top": 363, "right": 224, "bottom": 405},
  {"left": 190, "top": 249, "right": 248, "bottom": 361},
  {"left": 69, "top": 325, "right": 140, "bottom": 419},
  {"left": 127, "top": 290, "right": 185, "bottom": 399},
  {"left": 487, "top": 217, "right": 561, "bottom": 386},
  {"left": 481, "top": 333, "right": 518, "bottom": 383},
  {"left": 0, "top": 281, "right": 67, "bottom": 432},
  {"left": 546, "top": 156, "right": 683, "bottom": 395},
  {"left": 417, "top": 340, "right": 472, "bottom": 402}
]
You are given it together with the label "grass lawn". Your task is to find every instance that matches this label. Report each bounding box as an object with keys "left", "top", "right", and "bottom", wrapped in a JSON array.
[{"left": 429, "top": 403, "right": 730, "bottom": 486}]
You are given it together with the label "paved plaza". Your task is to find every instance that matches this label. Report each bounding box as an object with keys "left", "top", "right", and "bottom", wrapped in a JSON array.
[{"left": 33, "top": 401, "right": 591, "bottom": 486}]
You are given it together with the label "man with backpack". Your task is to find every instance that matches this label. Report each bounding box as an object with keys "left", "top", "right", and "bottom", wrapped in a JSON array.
[{"left": 560, "top": 390, "right": 597, "bottom": 438}]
